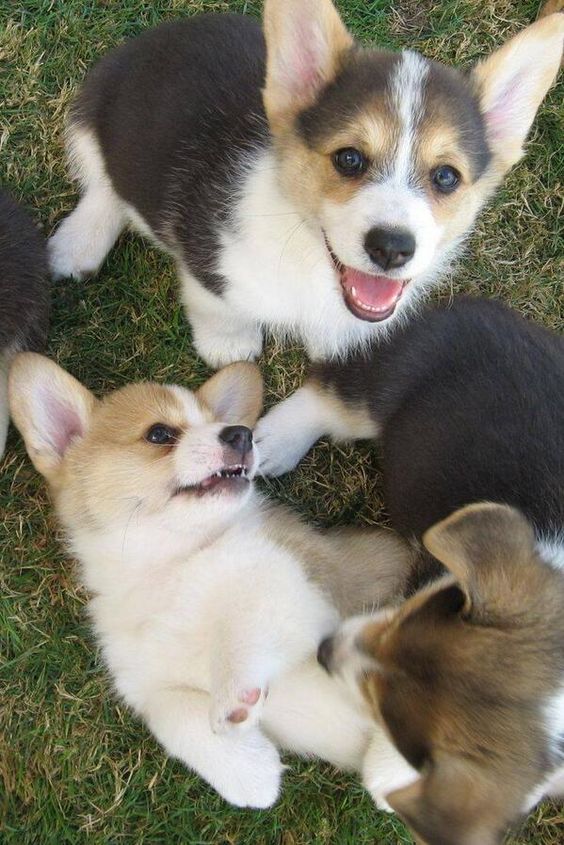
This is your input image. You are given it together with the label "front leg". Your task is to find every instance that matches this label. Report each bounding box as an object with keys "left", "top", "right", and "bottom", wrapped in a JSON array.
[
  {"left": 255, "top": 379, "right": 377, "bottom": 477},
  {"left": 142, "top": 687, "right": 283, "bottom": 808}
]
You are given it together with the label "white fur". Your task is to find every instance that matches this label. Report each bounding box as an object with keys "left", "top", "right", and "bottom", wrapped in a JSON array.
[
  {"left": 23, "top": 374, "right": 382, "bottom": 808},
  {"left": 50, "top": 128, "right": 444, "bottom": 366},
  {"left": 537, "top": 537, "right": 564, "bottom": 571},
  {"left": 322, "top": 51, "right": 444, "bottom": 285},
  {"left": 255, "top": 382, "right": 377, "bottom": 477},
  {"left": 523, "top": 683, "right": 564, "bottom": 811},
  {"left": 255, "top": 381, "right": 379, "bottom": 477},
  {"left": 48, "top": 130, "right": 126, "bottom": 280}
]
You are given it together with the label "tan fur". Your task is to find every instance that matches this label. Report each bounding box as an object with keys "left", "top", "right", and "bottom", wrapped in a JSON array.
[
  {"left": 264, "top": 507, "right": 414, "bottom": 617},
  {"left": 539, "top": 1, "right": 564, "bottom": 20},
  {"left": 356, "top": 503, "right": 564, "bottom": 844},
  {"left": 9, "top": 353, "right": 409, "bottom": 619},
  {"left": 9, "top": 354, "right": 264, "bottom": 531},
  {"left": 309, "top": 379, "right": 378, "bottom": 440},
  {"left": 263, "top": 3, "right": 563, "bottom": 275}
]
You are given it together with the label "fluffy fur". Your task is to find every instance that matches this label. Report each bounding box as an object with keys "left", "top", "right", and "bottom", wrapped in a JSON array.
[
  {"left": 258, "top": 298, "right": 564, "bottom": 843},
  {"left": 48, "top": 1, "right": 564, "bottom": 365},
  {"left": 8, "top": 354, "right": 413, "bottom": 808},
  {"left": 0, "top": 189, "right": 49, "bottom": 458}
]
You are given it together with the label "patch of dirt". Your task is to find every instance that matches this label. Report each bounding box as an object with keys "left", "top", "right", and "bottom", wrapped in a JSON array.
[{"left": 388, "top": 0, "right": 437, "bottom": 36}]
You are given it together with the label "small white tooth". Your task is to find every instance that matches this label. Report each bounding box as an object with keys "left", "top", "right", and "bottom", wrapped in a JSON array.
[{"left": 351, "top": 286, "right": 357, "bottom": 297}]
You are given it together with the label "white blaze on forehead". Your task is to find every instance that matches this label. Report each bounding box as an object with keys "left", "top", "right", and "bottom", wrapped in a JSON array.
[
  {"left": 170, "top": 385, "right": 209, "bottom": 426},
  {"left": 389, "top": 50, "right": 429, "bottom": 184}
]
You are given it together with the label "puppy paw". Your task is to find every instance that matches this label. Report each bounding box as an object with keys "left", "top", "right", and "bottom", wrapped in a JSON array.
[
  {"left": 215, "top": 731, "right": 283, "bottom": 808},
  {"left": 191, "top": 324, "right": 263, "bottom": 368},
  {"left": 210, "top": 685, "right": 266, "bottom": 734},
  {"left": 254, "top": 407, "right": 314, "bottom": 477}
]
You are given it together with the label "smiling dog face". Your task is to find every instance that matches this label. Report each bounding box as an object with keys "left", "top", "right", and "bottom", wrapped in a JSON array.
[
  {"left": 263, "top": 0, "right": 564, "bottom": 323},
  {"left": 319, "top": 503, "right": 564, "bottom": 844},
  {"left": 9, "top": 354, "right": 263, "bottom": 537}
]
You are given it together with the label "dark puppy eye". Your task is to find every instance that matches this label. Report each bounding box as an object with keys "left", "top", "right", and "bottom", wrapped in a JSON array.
[
  {"left": 432, "top": 165, "right": 460, "bottom": 193},
  {"left": 333, "top": 147, "right": 367, "bottom": 177},
  {"left": 145, "top": 424, "right": 179, "bottom": 445}
]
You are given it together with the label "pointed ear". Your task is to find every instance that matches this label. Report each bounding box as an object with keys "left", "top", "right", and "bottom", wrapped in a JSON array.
[
  {"left": 263, "top": 0, "right": 354, "bottom": 128},
  {"left": 423, "top": 503, "right": 536, "bottom": 614},
  {"left": 471, "top": 13, "right": 564, "bottom": 171},
  {"left": 387, "top": 759, "right": 506, "bottom": 845},
  {"left": 8, "top": 353, "right": 95, "bottom": 483},
  {"left": 197, "top": 363, "right": 263, "bottom": 427}
]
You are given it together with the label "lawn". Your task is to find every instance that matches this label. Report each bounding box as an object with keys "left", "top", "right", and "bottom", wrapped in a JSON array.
[{"left": 0, "top": 1, "right": 562, "bottom": 843}]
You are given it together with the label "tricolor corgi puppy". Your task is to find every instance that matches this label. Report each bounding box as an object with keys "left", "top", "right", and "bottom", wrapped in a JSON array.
[
  {"left": 8, "top": 354, "right": 412, "bottom": 808},
  {"left": 258, "top": 298, "right": 564, "bottom": 843},
  {"left": 48, "top": 0, "right": 563, "bottom": 366},
  {"left": 0, "top": 189, "right": 49, "bottom": 459}
]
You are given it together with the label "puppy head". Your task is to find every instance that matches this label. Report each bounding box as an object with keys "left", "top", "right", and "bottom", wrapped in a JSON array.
[
  {"left": 263, "top": 0, "right": 564, "bottom": 324},
  {"left": 319, "top": 503, "right": 564, "bottom": 844},
  {"left": 9, "top": 354, "right": 263, "bottom": 540}
]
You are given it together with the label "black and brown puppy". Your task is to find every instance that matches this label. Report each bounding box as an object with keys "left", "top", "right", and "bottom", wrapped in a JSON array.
[{"left": 257, "top": 297, "right": 564, "bottom": 844}]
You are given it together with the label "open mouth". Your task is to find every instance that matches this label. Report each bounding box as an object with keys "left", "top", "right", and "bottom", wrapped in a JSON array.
[
  {"left": 175, "top": 465, "right": 250, "bottom": 497},
  {"left": 324, "top": 236, "right": 407, "bottom": 323}
]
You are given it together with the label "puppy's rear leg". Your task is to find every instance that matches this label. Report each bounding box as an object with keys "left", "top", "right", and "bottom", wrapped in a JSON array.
[
  {"left": 142, "top": 687, "right": 283, "bottom": 808},
  {"left": 48, "top": 127, "right": 125, "bottom": 280}
]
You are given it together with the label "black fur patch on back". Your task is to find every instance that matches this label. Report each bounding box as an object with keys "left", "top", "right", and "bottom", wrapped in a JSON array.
[
  {"left": 71, "top": 14, "right": 268, "bottom": 296},
  {"left": 0, "top": 190, "right": 49, "bottom": 352},
  {"left": 314, "top": 298, "right": 564, "bottom": 557}
]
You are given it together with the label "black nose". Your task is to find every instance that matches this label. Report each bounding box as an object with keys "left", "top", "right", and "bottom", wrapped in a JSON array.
[
  {"left": 219, "top": 425, "right": 253, "bottom": 456},
  {"left": 364, "top": 227, "right": 415, "bottom": 271},
  {"left": 317, "top": 637, "right": 334, "bottom": 673}
]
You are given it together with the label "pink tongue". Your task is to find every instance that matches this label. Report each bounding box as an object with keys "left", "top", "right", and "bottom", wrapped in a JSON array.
[{"left": 342, "top": 267, "right": 403, "bottom": 313}]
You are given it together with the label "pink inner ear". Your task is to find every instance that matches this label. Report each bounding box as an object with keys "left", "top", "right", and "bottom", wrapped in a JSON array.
[
  {"left": 41, "top": 388, "right": 84, "bottom": 457},
  {"left": 484, "top": 69, "right": 529, "bottom": 141},
  {"left": 279, "top": 25, "right": 329, "bottom": 98}
]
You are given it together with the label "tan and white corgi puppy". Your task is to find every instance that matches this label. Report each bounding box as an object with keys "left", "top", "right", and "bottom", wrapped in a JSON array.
[
  {"left": 48, "top": 0, "right": 563, "bottom": 366},
  {"left": 8, "top": 354, "right": 412, "bottom": 808}
]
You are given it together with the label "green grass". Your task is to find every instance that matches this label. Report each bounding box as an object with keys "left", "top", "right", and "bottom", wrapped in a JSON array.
[{"left": 0, "top": 1, "right": 562, "bottom": 843}]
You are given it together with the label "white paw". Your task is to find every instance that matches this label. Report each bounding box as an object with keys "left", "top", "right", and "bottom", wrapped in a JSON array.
[
  {"left": 48, "top": 221, "right": 103, "bottom": 281},
  {"left": 191, "top": 323, "right": 263, "bottom": 368},
  {"left": 210, "top": 685, "right": 265, "bottom": 735},
  {"left": 254, "top": 407, "right": 316, "bottom": 477},
  {"left": 215, "top": 731, "right": 283, "bottom": 808}
]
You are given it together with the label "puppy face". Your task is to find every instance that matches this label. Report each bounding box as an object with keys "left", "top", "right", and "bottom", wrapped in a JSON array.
[
  {"left": 263, "top": 0, "right": 564, "bottom": 324},
  {"left": 8, "top": 355, "right": 263, "bottom": 539},
  {"left": 319, "top": 504, "right": 564, "bottom": 845}
]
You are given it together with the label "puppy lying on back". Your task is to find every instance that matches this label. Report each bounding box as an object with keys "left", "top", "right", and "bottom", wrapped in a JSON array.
[
  {"left": 0, "top": 190, "right": 49, "bottom": 458},
  {"left": 259, "top": 298, "right": 564, "bottom": 843},
  {"left": 48, "top": 0, "right": 563, "bottom": 365},
  {"left": 9, "top": 356, "right": 410, "bottom": 808}
]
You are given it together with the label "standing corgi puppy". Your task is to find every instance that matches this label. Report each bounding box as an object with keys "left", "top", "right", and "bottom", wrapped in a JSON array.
[
  {"left": 259, "top": 298, "right": 564, "bottom": 843},
  {"left": 0, "top": 190, "right": 49, "bottom": 459},
  {"left": 48, "top": 1, "right": 563, "bottom": 366},
  {"left": 9, "top": 355, "right": 411, "bottom": 808}
]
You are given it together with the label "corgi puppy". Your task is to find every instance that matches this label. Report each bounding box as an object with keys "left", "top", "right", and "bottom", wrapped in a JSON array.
[
  {"left": 8, "top": 354, "right": 412, "bottom": 808},
  {"left": 48, "top": 0, "right": 563, "bottom": 367},
  {"left": 258, "top": 298, "right": 564, "bottom": 843},
  {"left": 0, "top": 190, "right": 49, "bottom": 459}
]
